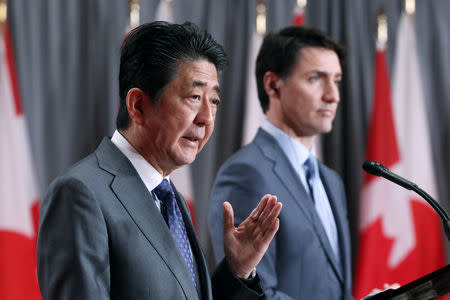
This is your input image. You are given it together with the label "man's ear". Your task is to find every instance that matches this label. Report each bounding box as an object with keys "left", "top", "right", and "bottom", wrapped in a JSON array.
[
  {"left": 263, "top": 72, "right": 281, "bottom": 100},
  {"left": 126, "top": 88, "right": 148, "bottom": 126}
]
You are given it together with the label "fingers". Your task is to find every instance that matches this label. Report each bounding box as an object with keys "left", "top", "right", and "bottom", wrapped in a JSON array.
[
  {"left": 260, "top": 201, "right": 282, "bottom": 239},
  {"left": 249, "top": 194, "right": 271, "bottom": 220},
  {"left": 257, "top": 195, "right": 281, "bottom": 224},
  {"left": 222, "top": 201, "right": 235, "bottom": 234},
  {"left": 262, "top": 216, "right": 280, "bottom": 241},
  {"left": 250, "top": 195, "right": 282, "bottom": 241},
  {"left": 265, "top": 200, "right": 282, "bottom": 224}
]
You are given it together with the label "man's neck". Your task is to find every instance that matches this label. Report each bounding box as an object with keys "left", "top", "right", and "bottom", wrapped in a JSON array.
[
  {"left": 118, "top": 128, "right": 175, "bottom": 177},
  {"left": 265, "top": 115, "right": 315, "bottom": 151}
]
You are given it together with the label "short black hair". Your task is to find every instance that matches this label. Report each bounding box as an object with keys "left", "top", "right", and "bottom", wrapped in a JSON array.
[
  {"left": 255, "top": 25, "right": 345, "bottom": 113},
  {"left": 117, "top": 21, "right": 227, "bottom": 129}
]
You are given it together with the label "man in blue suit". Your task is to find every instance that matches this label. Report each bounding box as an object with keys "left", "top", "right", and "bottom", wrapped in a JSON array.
[
  {"left": 37, "top": 22, "right": 282, "bottom": 300},
  {"left": 208, "top": 26, "right": 353, "bottom": 299}
]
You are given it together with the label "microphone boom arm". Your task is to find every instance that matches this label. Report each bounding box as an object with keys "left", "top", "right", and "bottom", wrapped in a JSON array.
[{"left": 363, "top": 160, "right": 450, "bottom": 243}]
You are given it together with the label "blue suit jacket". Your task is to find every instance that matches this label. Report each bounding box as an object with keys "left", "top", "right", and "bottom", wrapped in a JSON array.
[
  {"left": 208, "top": 129, "right": 353, "bottom": 300},
  {"left": 37, "top": 137, "right": 264, "bottom": 300}
]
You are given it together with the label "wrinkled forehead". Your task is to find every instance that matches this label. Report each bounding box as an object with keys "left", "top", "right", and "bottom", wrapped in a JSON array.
[{"left": 172, "top": 59, "right": 220, "bottom": 91}]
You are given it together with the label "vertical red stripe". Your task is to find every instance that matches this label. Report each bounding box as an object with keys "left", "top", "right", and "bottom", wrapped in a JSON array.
[
  {"left": 364, "top": 48, "right": 400, "bottom": 185},
  {"left": 292, "top": 7, "right": 305, "bottom": 26},
  {"left": 3, "top": 21, "right": 23, "bottom": 116},
  {"left": 354, "top": 46, "right": 399, "bottom": 298}
]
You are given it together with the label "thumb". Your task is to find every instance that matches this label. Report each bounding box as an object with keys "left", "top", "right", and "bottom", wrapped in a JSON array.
[{"left": 222, "top": 201, "right": 235, "bottom": 233}]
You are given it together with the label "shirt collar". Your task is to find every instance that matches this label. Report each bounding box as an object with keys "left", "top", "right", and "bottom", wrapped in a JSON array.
[
  {"left": 261, "top": 120, "right": 316, "bottom": 167},
  {"left": 111, "top": 130, "right": 167, "bottom": 193}
]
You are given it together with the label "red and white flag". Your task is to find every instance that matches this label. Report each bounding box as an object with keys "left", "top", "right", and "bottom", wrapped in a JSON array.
[
  {"left": 242, "top": 30, "right": 263, "bottom": 145},
  {"left": 354, "top": 14, "right": 446, "bottom": 299},
  {"left": 292, "top": 5, "right": 305, "bottom": 26},
  {"left": 0, "top": 22, "right": 41, "bottom": 300}
]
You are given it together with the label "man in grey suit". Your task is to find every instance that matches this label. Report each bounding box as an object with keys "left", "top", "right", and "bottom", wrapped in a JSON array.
[
  {"left": 208, "top": 26, "right": 353, "bottom": 299},
  {"left": 37, "top": 21, "right": 282, "bottom": 300}
]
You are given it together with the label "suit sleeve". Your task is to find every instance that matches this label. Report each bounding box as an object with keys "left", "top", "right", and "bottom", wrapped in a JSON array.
[
  {"left": 211, "top": 258, "right": 265, "bottom": 300},
  {"left": 208, "top": 160, "right": 297, "bottom": 300},
  {"left": 37, "top": 176, "right": 110, "bottom": 300}
]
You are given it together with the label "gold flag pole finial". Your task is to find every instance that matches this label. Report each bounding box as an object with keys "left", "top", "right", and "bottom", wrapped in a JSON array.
[
  {"left": 256, "top": 0, "right": 266, "bottom": 36},
  {"left": 297, "top": 0, "right": 307, "bottom": 9},
  {"left": 129, "top": 0, "right": 140, "bottom": 29},
  {"left": 0, "top": 0, "right": 7, "bottom": 24},
  {"left": 377, "top": 11, "right": 388, "bottom": 46},
  {"left": 405, "top": 0, "right": 415, "bottom": 15}
]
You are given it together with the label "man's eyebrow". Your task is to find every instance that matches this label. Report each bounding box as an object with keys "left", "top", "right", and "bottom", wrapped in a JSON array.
[
  {"left": 192, "top": 80, "right": 220, "bottom": 94},
  {"left": 308, "top": 70, "right": 342, "bottom": 77}
]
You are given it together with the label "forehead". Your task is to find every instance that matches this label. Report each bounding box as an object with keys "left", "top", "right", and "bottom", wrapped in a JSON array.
[
  {"left": 294, "top": 47, "right": 342, "bottom": 74},
  {"left": 175, "top": 60, "right": 219, "bottom": 89}
]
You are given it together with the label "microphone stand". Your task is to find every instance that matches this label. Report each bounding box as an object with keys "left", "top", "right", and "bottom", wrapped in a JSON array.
[
  {"left": 363, "top": 160, "right": 450, "bottom": 243},
  {"left": 411, "top": 184, "right": 450, "bottom": 243}
]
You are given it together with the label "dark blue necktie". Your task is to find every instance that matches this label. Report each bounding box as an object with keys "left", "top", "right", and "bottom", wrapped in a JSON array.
[
  {"left": 152, "top": 179, "right": 197, "bottom": 288},
  {"left": 303, "top": 158, "right": 315, "bottom": 203}
]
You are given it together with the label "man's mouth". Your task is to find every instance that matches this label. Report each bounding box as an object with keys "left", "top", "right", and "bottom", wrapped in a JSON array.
[
  {"left": 182, "top": 135, "right": 203, "bottom": 145},
  {"left": 184, "top": 136, "right": 199, "bottom": 142},
  {"left": 317, "top": 109, "right": 334, "bottom": 117}
]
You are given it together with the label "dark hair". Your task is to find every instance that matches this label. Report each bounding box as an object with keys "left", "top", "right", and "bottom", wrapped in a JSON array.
[
  {"left": 117, "top": 21, "right": 227, "bottom": 129},
  {"left": 255, "top": 25, "right": 345, "bottom": 113}
]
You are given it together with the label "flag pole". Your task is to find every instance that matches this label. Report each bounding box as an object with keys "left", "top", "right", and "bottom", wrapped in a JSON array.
[
  {"left": 377, "top": 10, "right": 388, "bottom": 47},
  {"left": 129, "top": 0, "right": 140, "bottom": 30},
  {"left": 297, "top": 0, "right": 307, "bottom": 9},
  {"left": 256, "top": 0, "right": 266, "bottom": 36},
  {"left": 0, "top": 0, "right": 6, "bottom": 31},
  {"left": 405, "top": 0, "right": 415, "bottom": 15}
]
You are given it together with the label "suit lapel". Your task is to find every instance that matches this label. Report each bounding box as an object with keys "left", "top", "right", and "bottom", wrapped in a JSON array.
[
  {"left": 255, "top": 130, "right": 345, "bottom": 284},
  {"left": 319, "top": 164, "right": 350, "bottom": 285},
  {"left": 96, "top": 138, "right": 199, "bottom": 300},
  {"left": 255, "top": 130, "right": 315, "bottom": 226}
]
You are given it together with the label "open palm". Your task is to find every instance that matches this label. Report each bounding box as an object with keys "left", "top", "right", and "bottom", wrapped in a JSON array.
[{"left": 223, "top": 194, "right": 282, "bottom": 278}]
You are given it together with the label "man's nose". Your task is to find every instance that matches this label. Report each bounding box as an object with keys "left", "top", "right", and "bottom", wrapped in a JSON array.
[
  {"left": 194, "top": 99, "right": 214, "bottom": 126},
  {"left": 323, "top": 80, "right": 340, "bottom": 103}
]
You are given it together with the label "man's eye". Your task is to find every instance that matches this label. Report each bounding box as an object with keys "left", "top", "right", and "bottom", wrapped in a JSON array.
[
  {"left": 191, "top": 95, "right": 200, "bottom": 100},
  {"left": 212, "top": 98, "right": 221, "bottom": 106}
]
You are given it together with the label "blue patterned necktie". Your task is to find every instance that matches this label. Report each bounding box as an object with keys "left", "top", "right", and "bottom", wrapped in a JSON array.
[
  {"left": 303, "top": 156, "right": 340, "bottom": 266},
  {"left": 152, "top": 179, "right": 197, "bottom": 288}
]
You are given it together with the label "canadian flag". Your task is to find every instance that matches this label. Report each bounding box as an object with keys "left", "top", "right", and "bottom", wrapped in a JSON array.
[
  {"left": 292, "top": 5, "right": 305, "bottom": 26},
  {"left": 153, "top": 0, "right": 197, "bottom": 226},
  {"left": 354, "top": 14, "right": 446, "bottom": 299},
  {"left": 0, "top": 22, "right": 41, "bottom": 299},
  {"left": 241, "top": 29, "right": 263, "bottom": 145}
]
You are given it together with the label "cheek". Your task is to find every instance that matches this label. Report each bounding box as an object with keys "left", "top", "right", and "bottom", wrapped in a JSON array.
[{"left": 200, "top": 124, "right": 214, "bottom": 149}]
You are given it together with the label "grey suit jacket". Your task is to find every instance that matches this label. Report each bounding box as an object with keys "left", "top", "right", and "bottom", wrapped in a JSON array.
[
  {"left": 37, "top": 137, "right": 264, "bottom": 300},
  {"left": 208, "top": 129, "right": 353, "bottom": 300}
]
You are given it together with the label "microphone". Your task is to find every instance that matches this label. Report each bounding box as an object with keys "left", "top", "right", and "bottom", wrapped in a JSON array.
[
  {"left": 362, "top": 160, "right": 417, "bottom": 190},
  {"left": 362, "top": 160, "right": 450, "bottom": 242}
]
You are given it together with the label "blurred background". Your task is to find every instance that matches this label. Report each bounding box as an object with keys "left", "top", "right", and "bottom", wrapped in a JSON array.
[{"left": 2, "top": 0, "right": 450, "bottom": 298}]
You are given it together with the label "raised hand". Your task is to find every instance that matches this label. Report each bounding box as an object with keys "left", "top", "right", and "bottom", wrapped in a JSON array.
[{"left": 222, "top": 194, "right": 282, "bottom": 278}]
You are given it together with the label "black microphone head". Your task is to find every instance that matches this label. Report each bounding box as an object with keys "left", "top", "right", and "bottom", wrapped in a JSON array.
[{"left": 362, "top": 160, "right": 388, "bottom": 176}]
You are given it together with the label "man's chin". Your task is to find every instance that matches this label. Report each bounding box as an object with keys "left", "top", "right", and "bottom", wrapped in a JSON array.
[
  {"left": 319, "top": 123, "right": 333, "bottom": 134},
  {"left": 173, "top": 154, "right": 197, "bottom": 168}
]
